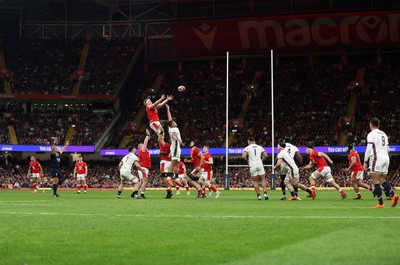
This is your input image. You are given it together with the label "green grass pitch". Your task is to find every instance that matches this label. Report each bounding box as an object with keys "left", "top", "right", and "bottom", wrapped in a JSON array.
[{"left": 0, "top": 189, "right": 399, "bottom": 265}]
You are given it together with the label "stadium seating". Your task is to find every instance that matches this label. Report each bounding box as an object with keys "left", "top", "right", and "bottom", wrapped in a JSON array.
[
  {"left": 2, "top": 38, "right": 139, "bottom": 95},
  {"left": 8, "top": 110, "right": 114, "bottom": 145}
]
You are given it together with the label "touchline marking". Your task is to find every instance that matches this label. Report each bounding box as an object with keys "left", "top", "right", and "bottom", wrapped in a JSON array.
[
  {"left": 0, "top": 212, "right": 399, "bottom": 219},
  {"left": 0, "top": 200, "right": 47, "bottom": 203}
]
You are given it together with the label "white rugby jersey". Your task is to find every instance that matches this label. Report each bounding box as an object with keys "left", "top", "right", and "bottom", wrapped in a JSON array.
[
  {"left": 244, "top": 144, "right": 266, "bottom": 166},
  {"left": 168, "top": 127, "right": 182, "bottom": 145},
  {"left": 364, "top": 128, "right": 389, "bottom": 162},
  {"left": 120, "top": 153, "right": 139, "bottom": 171},
  {"left": 277, "top": 150, "right": 298, "bottom": 172},
  {"left": 284, "top": 142, "right": 299, "bottom": 159}
]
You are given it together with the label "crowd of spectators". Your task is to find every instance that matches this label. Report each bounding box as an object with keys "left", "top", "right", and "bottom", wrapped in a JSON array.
[
  {"left": 2, "top": 108, "right": 114, "bottom": 145},
  {"left": 79, "top": 38, "right": 139, "bottom": 94},
  {"left": 3, "top": 39, "right": 82, "bottom": 95},
  {"left": 2, "top": 37, "right": 139, "bottom": 95},
  {"left": 350, "top": 54, "right": 400, "bottom": 146}
]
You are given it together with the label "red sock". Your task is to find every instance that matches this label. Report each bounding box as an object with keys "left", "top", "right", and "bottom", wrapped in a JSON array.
[
  {"left": 369, "top": 185, "right": 373, "bottom": 191},
  {"left": 77, "top": 185, "right": 81, "bottom": 191},
  {"left": 33, "top": 183, "right": 37, "bottom": 190},
  {"left": 185, "top": 186, "right": 190, "bottom": 191},
  {"left": 357, "top": 193, "right": 362, "bottom": 198},
  {"left": 167, "top": 188, "right": 171, "bottom": 192},
  {"left": 84, "top": 185, "right": 88, "bottom": 191},
  {"left": 210, "top": 185, "right": 217, "bottom": 192},
  {"left": 41, "top": 183, "right": 44, "bottom": 188},
  {"left": 202, "top": 187, "right": 206, "bottom": 193},
  {"left": 311, "top": 186, "right": 316, "bottom": 192},
  {"left": 339, "top": 189, "right": 345, "bottom": 196},
  {"left": 176, "top": 186, "right": 180, "bottom": 191}
]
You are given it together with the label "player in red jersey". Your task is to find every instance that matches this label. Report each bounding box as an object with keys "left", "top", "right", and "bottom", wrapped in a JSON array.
[
  {"left": 175, "top": 160, "right": 189, "bottom": 195},
  {"left": 300, "top": 145, "right": 347, "bottom": 200},
  {"left": 175, "top": 161, "right": 190, "bottom": 196},
  {"left": 144, "top": 94, "right": 173, "bottom": 137},
  {"left": 184, "top": 141, "right": 206, "bottom": 198},
  {"left": 27, "top": 156, "right": 44, "bottom": 193},
  {"left": 345, "top": 144, "right": 373, "bottom": 200},
  {"left": 135, "top": 129, "right": 151, "bottom": 199},
  {"left": 158, "top": 133, "right": 175, "bottom": 198},
  {"left": 200, "top": 145, "right": 220, "bottom": 198},
  {"left": 73, "top": 155, "right": 88, "bottom": 194}
]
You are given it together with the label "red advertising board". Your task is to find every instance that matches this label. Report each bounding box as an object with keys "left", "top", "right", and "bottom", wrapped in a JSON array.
[{"left": 172, "top": 10, "right": 400, "bottom": 56}]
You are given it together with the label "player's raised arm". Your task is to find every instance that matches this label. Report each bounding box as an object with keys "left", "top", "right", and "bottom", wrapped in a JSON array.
[
  {"left": 148, "top": 94, "right": 166, "bottom": 109},
  {"left": 142, "top": 129, "right": 151, "bottom": 152},
  {"left": 166, "top": 104, "right": 173, "bottom": 122},
  {"left": 60, "top": 141, "right": 69, "bottom": 155},
  {"left": 157, "top": 95, "right": 173, "bottom": 109}
]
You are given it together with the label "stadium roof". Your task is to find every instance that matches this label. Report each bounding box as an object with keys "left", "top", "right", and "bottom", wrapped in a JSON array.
[{"left": 1, "top": 0, "right": 400, "bottom": 24}]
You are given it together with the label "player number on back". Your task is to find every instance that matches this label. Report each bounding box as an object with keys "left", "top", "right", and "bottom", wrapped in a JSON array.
[{"left": 382, "top": 136, "right": 386, "bottom": 146}]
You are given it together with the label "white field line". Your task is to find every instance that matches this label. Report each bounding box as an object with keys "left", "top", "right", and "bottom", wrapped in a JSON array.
[
  {"left": 0, "top": 200, "right": 47, "bottom": 203},
  {"left": 0, "top": 212, "right": 399, "bottom": 219}
]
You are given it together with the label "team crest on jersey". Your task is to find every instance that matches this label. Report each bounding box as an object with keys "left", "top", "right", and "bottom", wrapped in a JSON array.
[{"left": 375, "top": 166, "right": 380, "bottom": 170}]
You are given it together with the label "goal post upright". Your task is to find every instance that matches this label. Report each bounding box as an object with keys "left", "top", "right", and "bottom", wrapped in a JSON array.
[
  {"left": 270, "top": 49, "right": 276, "bottom": 190},
  {"left": 225, "top": 51, "right": 230, "bottom": 190}
]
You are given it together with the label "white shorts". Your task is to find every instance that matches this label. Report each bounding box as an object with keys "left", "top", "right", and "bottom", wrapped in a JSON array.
[
  {"left": 369, "top": 156, "right": 389, "bottom": 174},
  {"left": 120, "top": 169, "right": 139, "bottom": 183},
  {"left": 77, "top": 174, "right": 86, "bottom": 181},
  {"left": 249, "top": 165, "right": 265, "bottom": 177},
  {"left": 150, "top": 121, "right": 162, "bottom": 134},
  {"left": 200, "top": 171, "right": 213, "bottom": 185},
  {"left": 170, "top": 144, "right": 181, "bottom": 161},
  {"left": 312, "top": 166, "right": 334, "bottom": 183},
  {"left": 280, "top": 166, "right": 288, "bottom": 175},
  {"left": 191, "top": 168, "right": 204, "bottom": 178},
  {"left": 138, "top": 168, "right": 149, "bottom": 179},
  {"left": 200, "top": 171, "right": 213, "bottom": 181},
  {"left": 350, "top": 171, "right": 364, "bottom": 180},
  {"left": 31, "top": 173, "right": 40, "bottom": 179},
  {"left": 284, "top": 169, "right": 299, "bottom": 182},
  {"left": 160, "top": 160, "right": 171, "bottom": 173},
  {"left": 178, "top": 174, "right": 185, "bottom": 180}
]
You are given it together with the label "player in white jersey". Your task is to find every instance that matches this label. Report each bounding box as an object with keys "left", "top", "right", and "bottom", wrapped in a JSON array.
[
  {"left": 242, "top": 137, "right": 269, "bottom": 200},
  {"left": 166, "top": 104, "right": 183, "bottom": 190},
  {"left": 274, "top": 143, "right": 313, "bottom": 200},
  {"left": 363, "top": 118, "right": 398, "bottom": 208},
  {"left": 117, "top": 145, "right": 145, "bottom": 199},
  {"left": 279, "top": 137, "right": 303, "bottom": 200}
]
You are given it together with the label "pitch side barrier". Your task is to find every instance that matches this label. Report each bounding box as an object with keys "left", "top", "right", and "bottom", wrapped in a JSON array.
[
  {"left": 99, "top": 145, "right": 400, "bottom": 156},
  {"left": 1, "top": 145, "right": 398, "bottom": 156},
  {"left": 0, "top": 145, "right": 94, "bottom": 153}
]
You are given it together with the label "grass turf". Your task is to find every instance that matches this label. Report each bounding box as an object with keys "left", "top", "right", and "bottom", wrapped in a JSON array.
[{"left": 0, "top": 189, "right": 399, "bottom": 265}]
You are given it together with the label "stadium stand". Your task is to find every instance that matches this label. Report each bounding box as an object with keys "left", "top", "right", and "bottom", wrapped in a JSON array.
[{"left": 2, "top": 37, "right": 139, "bottom": 95}]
